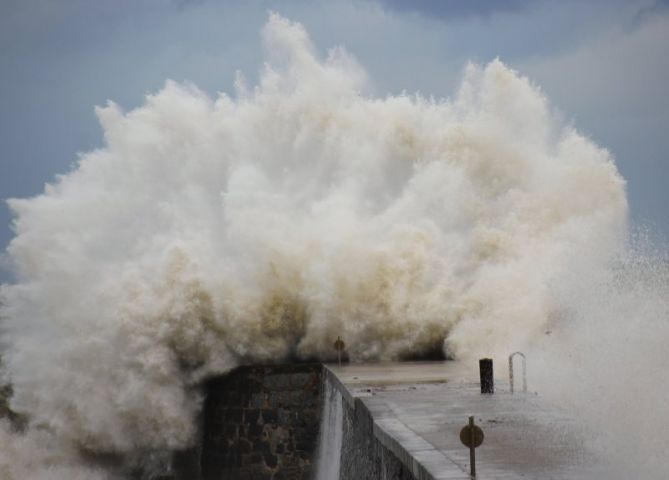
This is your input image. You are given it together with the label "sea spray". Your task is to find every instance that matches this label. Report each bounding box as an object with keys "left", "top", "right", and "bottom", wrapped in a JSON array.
[
  {"left": 528, "top": 230, "right": 669, "bottom": 479},
  {"left": 315, "top": 378, "right": 343, "bottom": 480},
  {"left": 0, "top": 13, "right": 630, "bottom": 478}
]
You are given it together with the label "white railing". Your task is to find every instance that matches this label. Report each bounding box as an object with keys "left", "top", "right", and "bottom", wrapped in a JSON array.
[{"left": 508, "top": 352, "right": 527, "bottom": 393}]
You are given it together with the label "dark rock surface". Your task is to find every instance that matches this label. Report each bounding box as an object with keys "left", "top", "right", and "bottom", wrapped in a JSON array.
[{"left": 201, "top": 363, "right": 323, "bottom": 480}]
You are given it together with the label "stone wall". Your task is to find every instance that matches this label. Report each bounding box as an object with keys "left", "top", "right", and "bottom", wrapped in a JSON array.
[
  {"left": 339, "top": 397, "right": 413, "bottom": 480},
  {"left": 201, "top": 364, "right": 323, "bottom": 480},
  {"left": 322, "top": 367, "right": 445, "bottom": 480}
]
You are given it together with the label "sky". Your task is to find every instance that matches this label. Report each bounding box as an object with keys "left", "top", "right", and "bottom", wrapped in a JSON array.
[{"left": 1, "top": 0, "right": 668, "bottom": 283}]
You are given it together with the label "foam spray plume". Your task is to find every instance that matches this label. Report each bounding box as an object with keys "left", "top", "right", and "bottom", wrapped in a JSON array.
[{"left": 2, "top": 12, "right": 662, "bottom": 478}]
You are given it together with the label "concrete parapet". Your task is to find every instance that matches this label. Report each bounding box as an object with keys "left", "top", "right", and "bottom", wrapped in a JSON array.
[{"left": 325, "top": 366, "right": 468, "bottom": 480}]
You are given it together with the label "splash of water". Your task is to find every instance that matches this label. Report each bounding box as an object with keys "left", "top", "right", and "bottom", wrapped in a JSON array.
[
  {"left": 0, "top": 13, "right": 632, "bottom": 478},
  {"left": 315, "top": 378, "right": 343, "bottom": 480},
  {"left": 528, "top": 230, "right": 669, "bottom": 479}
]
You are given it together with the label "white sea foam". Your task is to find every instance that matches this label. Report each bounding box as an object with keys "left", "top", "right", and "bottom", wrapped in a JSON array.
[
  {"left": 0, "top": 13, "right": 646, "bottom": 478},
  {"left": 315, "top": 378, "right": 343, "bottom": 480}
]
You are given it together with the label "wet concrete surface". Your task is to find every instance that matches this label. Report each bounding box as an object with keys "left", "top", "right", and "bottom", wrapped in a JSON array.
[{"left": 327, "top": 361, "right": 611, "bottom": 479}]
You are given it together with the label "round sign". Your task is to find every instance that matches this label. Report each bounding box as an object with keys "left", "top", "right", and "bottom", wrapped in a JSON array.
[
  {"left": 334, "top": 337, "right": 345, "bottom": 351},
  {"left": 459, "top": 425, "right": 484, "bottom": 448}
]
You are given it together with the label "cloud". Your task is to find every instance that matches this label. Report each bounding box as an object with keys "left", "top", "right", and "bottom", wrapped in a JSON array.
[
  {"left": 378, "top": 0, "right": 532, "bottom": 19},
  {"left": 517, "top": 10, "right": 669, "bottom": 231}
]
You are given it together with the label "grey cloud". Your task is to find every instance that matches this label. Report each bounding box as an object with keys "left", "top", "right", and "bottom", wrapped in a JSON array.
[
  {"left": 518, "top": 11, "right": 669, "bottom": 234},
  {"left": 377, "top": 0, "right": 533, "bottom": 19}
]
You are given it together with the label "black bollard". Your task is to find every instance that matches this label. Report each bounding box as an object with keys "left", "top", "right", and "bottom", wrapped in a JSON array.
[{"left": 479, "top": 358, "right": 494, "bottom": 394}]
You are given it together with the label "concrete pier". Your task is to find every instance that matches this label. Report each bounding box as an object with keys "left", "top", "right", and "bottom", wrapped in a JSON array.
[{"left": 327, "top": 361, "right": 608, "bottom": 480}]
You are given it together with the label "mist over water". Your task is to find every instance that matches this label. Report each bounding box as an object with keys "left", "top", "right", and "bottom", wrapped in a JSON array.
[
  {"left": 2, "top": 12, "right": 664, "bottom": 479},
  {"left": 528, "top": 231, "right": 669, "bottom": 479}
]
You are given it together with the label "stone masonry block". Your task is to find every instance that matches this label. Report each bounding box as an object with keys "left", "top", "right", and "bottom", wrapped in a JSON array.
[{"left": 201, "top": 364, "right": 322, "bottom": 480}]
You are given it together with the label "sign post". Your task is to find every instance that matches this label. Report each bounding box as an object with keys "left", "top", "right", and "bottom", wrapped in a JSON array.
[
  {"left": 459, "top": 416, "right": 484, "bottom": 477},
  {"left": 333, "top": 336, "right": 345, "bottom": 367}
]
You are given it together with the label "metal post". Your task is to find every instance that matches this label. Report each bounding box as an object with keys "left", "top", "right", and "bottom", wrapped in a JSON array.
[
  {"left": 508, "top": 355, "right": 514, "bottom": 393},
  {"left": 469, "top": 416, "right": 476, "bottom": 477},
  {"left": 334, "top": 336, "right": 345, "bottom": 367},
  {"left": 479, "top": 358, "right": 494, "bottom": 394},
  {"left": 508, "top": 352, "right": 526, "bottom": 393},
  {"left": 459, "top": 416, "right": 484, "bottom": 477}
]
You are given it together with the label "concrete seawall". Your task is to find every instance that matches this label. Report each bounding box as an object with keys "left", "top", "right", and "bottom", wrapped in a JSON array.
[
  {"left": 325, "top": 362, "right": 608, "bottom": 480},
  {"left": 324, "top": 366, "right": 469, "bottom": 480},
  {"left": 198, "top": 363, "right": 459, "bottom": 480},
  {"left": 176, "top": 361, "right": 606, "bottom": 479}
]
